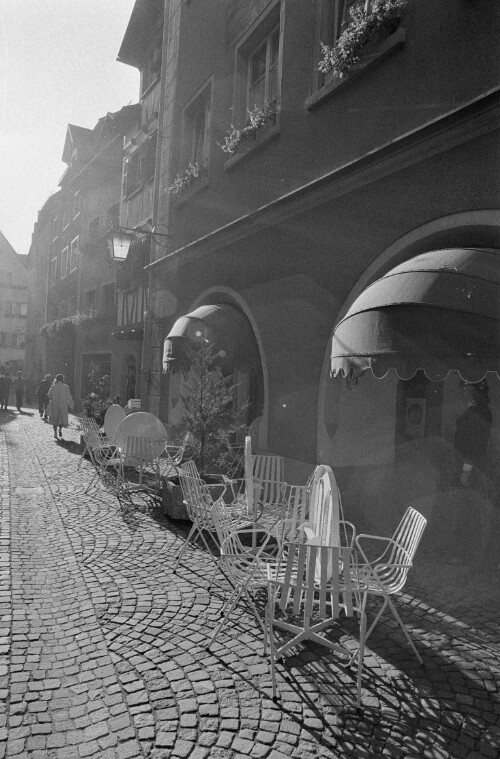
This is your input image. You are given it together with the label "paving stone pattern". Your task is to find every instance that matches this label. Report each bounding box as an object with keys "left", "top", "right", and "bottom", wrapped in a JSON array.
[{"left": 0, "top": 410, "right": 499, "bottom": 758}]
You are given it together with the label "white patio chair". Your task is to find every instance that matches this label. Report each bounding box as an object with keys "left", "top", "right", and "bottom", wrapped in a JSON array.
[
  {"left": 78, "top": 416, "right": 105, "bottom": 469},
  {"left": 207, "top": 499, "right": 279, "bottom": 647},
  {"left": 173, "top": 462, "right": 241, "bottom": 571},
  {"left": 350, "top": 506, "right": 427, "bottom": 664},
  {"left": 157, "top": 432, "right": 191, "bottom": 480},
  {"left": 253, "top": 452, "right": 286, "bottom": 512},
  {"left": 83, "top": 428, "right": 121, "bottom": 493},
  {"left": 266, "top": 541, "right": 367, "bottom": 708}
]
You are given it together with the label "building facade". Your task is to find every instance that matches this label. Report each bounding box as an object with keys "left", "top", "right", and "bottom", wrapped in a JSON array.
[
  {"left": 27, "top": 105, "right": 142, "bottom": 405},
  {"left": 116, "top": 0, "right": 499, "bottom": 557},
  {"left": 0, "top": 232, "right": 28, "bottom": 376}
]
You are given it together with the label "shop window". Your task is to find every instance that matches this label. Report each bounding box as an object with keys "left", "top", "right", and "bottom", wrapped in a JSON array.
[
  {"left": 60, "top": 246, "right": 69, "bottom": 279},
  {"left": 184, "top": 85, "right": 211, "bottom": 169},
  {"left": 70, "top": 236, "right": 79, "bottom": 272}
]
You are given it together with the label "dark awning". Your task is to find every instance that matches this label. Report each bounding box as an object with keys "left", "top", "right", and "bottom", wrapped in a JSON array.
[
  {"left": 331, "top": 248, "right": 500, "bottom": 382},
  {"left": 163, "top": 303, "right": 257, "bottom": 373}
]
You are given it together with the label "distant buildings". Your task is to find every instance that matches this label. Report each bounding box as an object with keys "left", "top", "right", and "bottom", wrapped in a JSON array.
[{"left": 0, "top": 232, "right": 28, "bottom": 375}]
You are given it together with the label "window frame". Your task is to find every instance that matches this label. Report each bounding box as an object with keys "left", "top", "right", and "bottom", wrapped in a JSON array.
[
  {"left": 183, "top": 81, "right": 212, "bottom": 170},
  {"left": 233, "top": 0, "right": 282, "bottom": 131},
  {"left": 246, "top": 25, "right": 280, "bottom": 112},
  {"left": 70, "top": 236, "right": 79, "bottom": 273},
  {"left": 60, "top": 246, "right": 69, "bottom": 279},
  {"left": 49, "top": 256, "right": 57, "bottom": 286}
]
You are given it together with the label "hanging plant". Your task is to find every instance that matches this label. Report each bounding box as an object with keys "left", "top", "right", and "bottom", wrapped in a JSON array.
[
  {"left": 218, "top": 100, "right": 279, "bottom": 156},
  {"left": 168, "top": 161, "right": 200, "bottom": 195},
  {"left": 39, "top": 308, "right": 99, "bottom": 339},
  {"left": 319, "top": 0, "right": 407, "bottom": 80}
]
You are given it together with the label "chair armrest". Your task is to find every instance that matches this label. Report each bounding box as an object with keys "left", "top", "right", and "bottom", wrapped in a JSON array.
[
  {"left": 355, "top": 534, "right": 408, "bottom": 565},
  {"left": 339, "top": 520, "right": 356, "bottom": 548}
]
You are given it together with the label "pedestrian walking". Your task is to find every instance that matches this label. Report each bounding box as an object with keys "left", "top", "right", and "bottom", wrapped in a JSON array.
[
  {"left": 1, "top": 372, "right": 12, "bottom": 410},
  {"left": 47, "top": 374, "right": 74, "bottom": 441},
  {"left": 12, "top": 371, "right": 24, "bottom": 412},
  {"left": 35, "top": 374, "right": 52, "bottom": 419}
]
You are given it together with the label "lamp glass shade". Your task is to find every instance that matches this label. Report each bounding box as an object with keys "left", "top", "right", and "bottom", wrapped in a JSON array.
[{"left": 108, "top": 230, "right": 133, "bottom": 262}]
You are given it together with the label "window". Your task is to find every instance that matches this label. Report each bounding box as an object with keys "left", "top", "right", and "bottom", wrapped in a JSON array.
[
  {"left": 20, "top": 303, "right": 28, "bottom": 316},
  {"left": 4, "top": 302, "right": 26, "bottom": 317},
  {"left": 60, "top": 246, "right": 69, "bottom": 279},
  {"left": 51, "top": 217, "right": 59, "bottom": 241},
  {"left": 247, "top": 26, "right": 280, "bottom": 110},
  {"left": 142, "top": 36, "right": 162, "bottom": 93},
  {"left": 72, "top": 190, "right": 81, "bottom": 219},
  {"left": 62, "top": 204, "right": 71, "bottom": 229},
  {"left": 123, "top": 135, "right": 156, "bottom": 198},
  {"left": 234, "top": 3, "right": 282, "bottom": 131},
  {"left": 49, "top": 257, "right": 57, "bottom": 286},
  {"left": 106, "top": 204, "right": 119, "bottom": 232},
  {"left": 88, "top": 217, "right": 100, "bottom": 244},
  {"left": 70, "top": 236, "right": 79, "bottom": 272},
  {"left": 85, "top": 289, "right": 96, "bottom": 312},
  {"left": 102, "top": 284, "right": 115, "bottom": 315},
  {"left": 184, "top": 86, "right": 211, "bottom": 168}
]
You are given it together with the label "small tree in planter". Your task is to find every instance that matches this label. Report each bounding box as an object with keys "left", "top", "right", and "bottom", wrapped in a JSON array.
[{"left": 180, "top": 343, "right": 244, "bottom": 477}]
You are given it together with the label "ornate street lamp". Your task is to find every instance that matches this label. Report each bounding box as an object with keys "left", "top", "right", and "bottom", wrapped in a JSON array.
[{"left": 107, "top": 224, "right": 171, "bottom": 263}]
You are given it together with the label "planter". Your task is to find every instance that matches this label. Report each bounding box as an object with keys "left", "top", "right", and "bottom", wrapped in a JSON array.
[{"left": 160, "top": 477, "right": 189, "bottom": 520}]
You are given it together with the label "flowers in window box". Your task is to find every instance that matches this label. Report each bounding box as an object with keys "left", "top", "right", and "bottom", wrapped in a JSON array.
[
  {"left": 168, "top": 161, "right": 200, "bottom": 195},
  {"left": 319, "top": 0, "right": 407, "bottom": 80},
  {"left": 218, "top": 100, "right": 279, "bottom": 156}
]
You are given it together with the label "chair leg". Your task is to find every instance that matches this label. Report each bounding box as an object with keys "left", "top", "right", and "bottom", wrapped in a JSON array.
[
  {"left": 173, "top": 524, "right": 199, "bottom": 572},
  {"left": 383, "top": 593, "right": 423, "bottom": 665},
  {"left": 356, "top": 593, "right": 368, "bottom": 710}
]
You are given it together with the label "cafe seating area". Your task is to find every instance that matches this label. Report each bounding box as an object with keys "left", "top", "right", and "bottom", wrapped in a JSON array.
[{"left": 78, "top": 410, "right": 428, "bottom": 710}]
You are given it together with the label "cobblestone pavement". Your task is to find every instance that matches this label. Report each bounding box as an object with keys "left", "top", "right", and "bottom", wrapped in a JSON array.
[{"left": 0, "top": 410, "right": 499, "bottom": 759}]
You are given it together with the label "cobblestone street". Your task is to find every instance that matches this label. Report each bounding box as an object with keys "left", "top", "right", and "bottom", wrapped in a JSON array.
[{"left": 0, "top": 409, "right": 499, "bottom": 759}]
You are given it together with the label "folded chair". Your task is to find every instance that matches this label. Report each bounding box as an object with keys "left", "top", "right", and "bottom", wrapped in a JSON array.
[
  {"left": 350, "top": 506, "right": 427, "bottom": 664},
  {"left": 266, "top": 541, "right": 367, "bottom": 708}
]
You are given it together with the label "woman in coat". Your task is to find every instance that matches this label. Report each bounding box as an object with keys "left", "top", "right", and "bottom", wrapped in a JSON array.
[{"left": 47, "top": 374, "right": 73, "bottom": 440}]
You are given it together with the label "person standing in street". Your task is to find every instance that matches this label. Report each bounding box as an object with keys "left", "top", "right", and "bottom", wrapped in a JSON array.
[
  {"left": 12, "top": 371, "right": 24, "bottom": 412},
  {"left": 35, "top": 374, "right": 52, "bottom": 419},
  {"left": 47, "top": 374, "right": 74, "bottom": 441},
  {"left": 1, "top": 372, "right": 12, "bottom": 410}
]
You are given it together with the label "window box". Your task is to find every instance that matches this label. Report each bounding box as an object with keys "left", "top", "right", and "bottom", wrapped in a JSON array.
[
  {"left": 306, "top": 25, "right": 406, "bottom": 110},
  {"left": 224, "top": 121, "right": 280, "bottom": 171},
  {"left": 171, "top": 167, "right": 209, "bottom": 206}
]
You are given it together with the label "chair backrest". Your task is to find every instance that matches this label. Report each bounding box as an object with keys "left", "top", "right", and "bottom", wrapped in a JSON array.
[
  {"left": 277, "top": 484, "right": 310, "bottom": 545},
  {"left": 271, "top": 542, "right": 357, "bottom": 621},
  {"left": 80, "top": 416, "right": 101, "bottom": 436},
  {"left": 121, "top": 436, "right": 157, "bottom": 467},
  {"left": 392, "top": 507, "right": 427, "bottom": 565},
  {"left": 104, "top": 404, "right": 126, "bottom": 442},
  {"left": 253, "top": 453, "right": 285, "bottom": 507},
  {"left": 373, "top": 507, "right": 427, "bottom": 595},
  {"left": 178, "top": 464, "right": 218, "bottom": 529}
]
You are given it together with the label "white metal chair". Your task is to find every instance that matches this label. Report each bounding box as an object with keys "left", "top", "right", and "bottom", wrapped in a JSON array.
[
  {"left": 158, "top": 432, "right": 191, "bottom": 480},
  {"left": 83, "top": 428, "right": 121, "bottom": 493},
  {"left": 253, "top": 453, "right": 286, "bottom": 512},
  {"left": 351, "top": 506, "right": 427, "bottom": 664},
  {"left": 207, "top": 499, "right": 279, "bottom": 647},
  {"left": 266, "top": 541, "right": 367, "bottom": 708},
  {"left": 78, "top": 416, "right": 106, "bottom": 469},
  {"left": 174, "top": 462, "right": 242, "bottom": 571}
]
